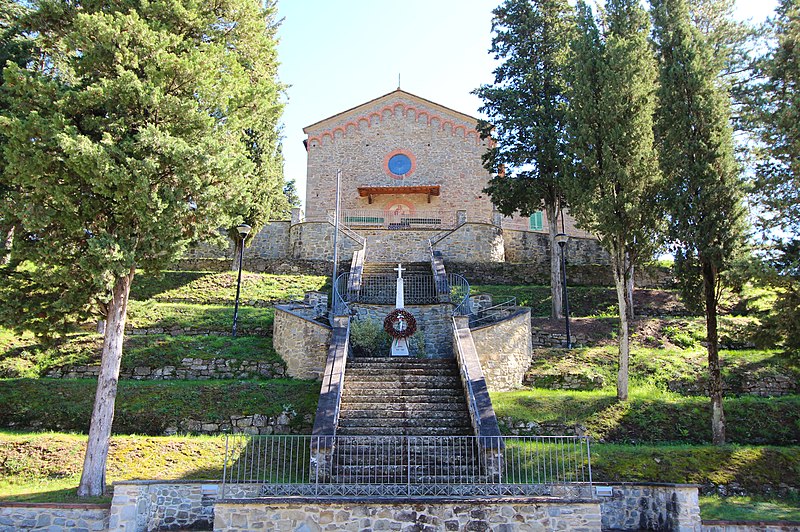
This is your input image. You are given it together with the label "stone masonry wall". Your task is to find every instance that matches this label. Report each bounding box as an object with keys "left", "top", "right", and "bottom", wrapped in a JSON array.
[
  {"left": 103, "top": 481, "right": 705, "bottom": 532},
  {"left": 214, "top": 498, "right": 602, "bottom": 531},
  {"left": 273, "top": 305, "right": 331, "bottom": 380},
  {"left": 289, "top": 222, "right": 362, "bottom": 261},
  {"left": 0, "top": 503, "right": 109, "bottom": 532},
  {"left": 471, "top": 308, "right": 532, "bottom": 392},
  {"left": 435, "top": 222, "right": 505, "bottom": 263},
  {"left": 599, "top": 483, "right": 702, "bottom": 532},
  {"left": 303, "top": 92, "right": 494, "bottom": 226},
  {"left": 183, "top": 221, "right": 291, "bottom": 260},
  {"left": 44, "top": 357, "right": 285, "bottom": 381},
  {"left": 503, "top": 230, "right": 610, "bottom": 265},
  {"left": 352, "top": 303, "right": 453, "bottom": 358}
]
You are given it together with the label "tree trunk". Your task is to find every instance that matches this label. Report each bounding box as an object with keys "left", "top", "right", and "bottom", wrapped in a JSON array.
[
  {"left": 613, "top": 249, "right": 630, "bottom": 401},
  {"left": 703, "top": 260, "right": 726, "bottom": 445},
  {"left": 1, "top": 224, "right": 13, "bottom": 265},
  {"left": 547, "top": 203, "right": 564, "bottom": 319},
  {"left": 626, "top": 254, "right": 635, "bottom": 321},
  {"left": 77, "top": 268, "right": 135, "bottom": 497}
]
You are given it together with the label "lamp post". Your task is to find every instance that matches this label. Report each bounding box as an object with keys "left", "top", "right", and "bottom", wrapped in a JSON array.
[
  {"left": 232, "top": 223, "right": 251, "bottom": 338},
  {"left": 555, "top": 232, "right": 572, "bottom": 349}
]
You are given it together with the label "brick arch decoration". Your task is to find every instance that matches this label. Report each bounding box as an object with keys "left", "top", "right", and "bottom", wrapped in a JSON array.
[{"left": 307, "top": 102, "right": 481, "bottom": 147}]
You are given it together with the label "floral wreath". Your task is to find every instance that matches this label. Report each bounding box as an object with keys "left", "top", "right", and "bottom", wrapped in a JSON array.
[{"left": 383, "top": 309, "right": 417, "bottom": 339}]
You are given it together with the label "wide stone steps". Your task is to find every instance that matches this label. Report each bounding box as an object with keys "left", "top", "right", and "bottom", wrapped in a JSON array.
[
  {"left": 361, "top": 262, "right": 432, "bottom": 275},
  {"left": 341, "top": 390, "right": 465, "bottom": 401},
  {"left": 336, "top": 426, "right": 473, "bottom": 436},
  {"left": 336, "top": 355, "right": 473, "bottom": 438},
  {"left": 329, "top": 474, "right": 487, "bottom": 484},
  {"left": 337, "top": 403, "right": 467, "bottom": 413}
]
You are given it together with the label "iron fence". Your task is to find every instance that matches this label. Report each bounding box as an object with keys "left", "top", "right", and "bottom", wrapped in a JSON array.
[
  {"left": 332, "top": 272, "right": 471, "bottom": 315},
  {"left": 340, "top": 209, "right": 456, "bottom": 230},
  {"left": 469, "top": 297, "right": 518, "bottom": 327},
  {"left": 220, "top": 434, "right": 592, "bottom": 498}
]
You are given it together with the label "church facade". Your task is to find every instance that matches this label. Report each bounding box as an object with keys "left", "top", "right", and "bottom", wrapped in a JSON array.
[{"left": 188, "top": 89, "right": 607, "bottom": 266}]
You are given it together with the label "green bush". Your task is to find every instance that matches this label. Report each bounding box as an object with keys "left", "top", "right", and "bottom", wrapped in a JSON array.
[{"left": 350, "top": 318, "right": 390, "bottom": 356}]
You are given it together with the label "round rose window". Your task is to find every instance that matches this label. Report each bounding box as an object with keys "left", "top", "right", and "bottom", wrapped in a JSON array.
[{"left": 387, "top": 153, "right": 412, "bottom": 176}]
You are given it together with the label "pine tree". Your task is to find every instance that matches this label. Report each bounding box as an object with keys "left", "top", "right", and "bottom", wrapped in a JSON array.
[
  {"left": 0, "top": 0, "right": 284, "bottom": 495},
  {"left": 651, "top": 0, "right": 747, "bottom": 444},
  {"left": 566, "top": 0, "right": 663, "bottom": 401},
  {"left": 474, "top": 0, "right": 574, "bottom": 319}
]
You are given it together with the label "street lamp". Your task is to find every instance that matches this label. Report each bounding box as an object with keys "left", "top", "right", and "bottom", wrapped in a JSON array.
[
  {"left": 554, "top": 232, "right": 572, "bottom": 349},
  {"left": 232, "top": 223, "right": 251, "bottom": 338}
]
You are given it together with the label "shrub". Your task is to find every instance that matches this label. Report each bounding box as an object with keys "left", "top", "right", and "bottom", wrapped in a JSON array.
[{"left": 349, "top": 318, "right": 390, "bottom": 356}]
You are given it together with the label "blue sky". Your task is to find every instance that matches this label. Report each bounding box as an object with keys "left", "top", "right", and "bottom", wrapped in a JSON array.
[{"left": 276, "top": 0, "right": 778, "bottom": 206}]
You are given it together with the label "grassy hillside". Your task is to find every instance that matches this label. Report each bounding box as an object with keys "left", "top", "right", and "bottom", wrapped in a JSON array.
[{"left": 0, "top": 268, "right": 798, "bottom": 521}]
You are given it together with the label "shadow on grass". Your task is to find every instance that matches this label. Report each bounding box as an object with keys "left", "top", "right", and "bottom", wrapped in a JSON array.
[{"left": 130, "top": 271, "right": 214, "bottom": 301}]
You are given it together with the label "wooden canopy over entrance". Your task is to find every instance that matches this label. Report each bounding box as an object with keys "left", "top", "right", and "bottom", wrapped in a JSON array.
[{"left": 357, "top": 185, "right": 441, "bottom": 204}]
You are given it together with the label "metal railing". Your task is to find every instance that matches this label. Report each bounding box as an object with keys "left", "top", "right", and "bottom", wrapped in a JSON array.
[
  {"left": 221, "top": 434, "right": 592, "bottom": 498},
  {"left": 334, "top": 272, "right": 470, "bottom": 315},
  {"left": 340, "top": 209, "right": 456, "bottom": 230},
  {"left": 470, "top": 297, "right": 518, "bottom": 327}
]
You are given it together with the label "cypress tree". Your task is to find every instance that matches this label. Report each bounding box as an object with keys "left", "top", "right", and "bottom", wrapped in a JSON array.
[
  {"left": 651, "top": 0, "right": 747, "bottom": 444},
  {"left": 0, "top": 0, "right": 284, "bottom": 495},
  {"left": 566, "top": 0, "right": 663, "bottom": 401},
  {"left": 474, "top": 0, "right": 574, "bottom": 319}
]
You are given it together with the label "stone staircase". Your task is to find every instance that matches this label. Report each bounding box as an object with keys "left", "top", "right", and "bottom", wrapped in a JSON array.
[
  {"left": 332, "top": 356, "right": 479, "bottom": 484},
  {"left": 337, "top": 356, "right": 472, "bottom": 436}
]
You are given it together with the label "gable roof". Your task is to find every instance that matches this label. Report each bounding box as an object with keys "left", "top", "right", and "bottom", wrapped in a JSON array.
[{"left": 303, "top": 89, "right": 479, "bottom": 134}]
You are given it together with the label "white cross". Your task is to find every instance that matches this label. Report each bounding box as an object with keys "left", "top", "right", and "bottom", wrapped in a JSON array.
[{"left": 393, "top": 263, "right": 405, "bottom": 279}]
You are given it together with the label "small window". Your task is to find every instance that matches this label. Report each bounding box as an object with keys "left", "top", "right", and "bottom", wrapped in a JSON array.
[{"left": 529, "top": 211, "right": 543, "bottom": 231}]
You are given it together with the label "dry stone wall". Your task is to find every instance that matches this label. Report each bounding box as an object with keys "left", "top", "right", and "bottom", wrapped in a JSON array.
[
  {"left": 273, "top": 305, "right": 331, "bottom": 380},
  {"left": 0, "top": 503, "right": 109, "bottom": 532},
  {"left": 214, "top": 498, "right": 602, "bottom": 531},
  {"left": 471, "top": 308, "right": 532, "bottom": 392},
  {"left": 598, "top": 483, "right": 701, "bottom": 532},
  {"left": 44, "top": 357, "right": 285, "bottom": 381}
]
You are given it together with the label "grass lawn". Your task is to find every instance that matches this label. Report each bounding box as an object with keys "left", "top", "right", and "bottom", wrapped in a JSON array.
[
  {"left": 0, "top": 331, "right": 281, "bottom": 378},
  {"left": 0, "top": 379, "right": 319, "bottom": 435},
  {"left": 126, "top": 301, "right": 274, "bottom": 331},
  {"left": 700, "top": 495, "right": 800, "bottom": 521},
  {"left": 491, "top": 386, "right": 800, "bottom": 444},
  {"left": 524, "top": 345, "right": 798, "bottom": 393},
  {"left": 130, "top": 270, "right": 327, "bottom": 305}
]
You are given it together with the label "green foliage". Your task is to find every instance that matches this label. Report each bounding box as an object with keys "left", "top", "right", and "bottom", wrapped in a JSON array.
[
  {"left": 349, "top": 317, "right": 390, "bottom": 356},
  {"left": 0, "top": 379, "right": 318, "bottom": 435},
  {"left": 474, "top": 0, "right": 573, "bottom": 218},
  {"left": 753, "top": 0, "right": 800, "bottom": 239},
  {"left": 566, "top": 0, "right": 664, "bottom": 269},
  {"left": 0, "top": 0, "right": 285, "bottom": 335}
]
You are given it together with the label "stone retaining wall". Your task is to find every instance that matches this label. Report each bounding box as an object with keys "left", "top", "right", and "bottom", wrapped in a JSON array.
[
  {"left": 273, "top": 305, "right": 331, "bottom": 380},
  {"left": 45, "top": 357, "right": 285, "bottom": 381},
  {"left": 0, "top": 502, "right": 109, "bottom": 531},
  {"left": 598, "top": 483, "right": 701, "bottom": 531},
  {"left": 352, "top": 303, "right": 453, "bottom": 357},
  {"left": 504, "top": 229, "right": 611, "bottom": 266},
  {"left": 449, "top": 261, "right": 673, "bottom": 288},
  {"left": 471, "top": 308, "right": 532, "bottom": 392},
  {"left": 434, "top": 222, "right": 506, "bottom": 263},
  {"left": 98, "top": 481, "right": 707, "bottom": 532},
  {"left": 213, "top": 497, "right": 602, "bottom": 531}
]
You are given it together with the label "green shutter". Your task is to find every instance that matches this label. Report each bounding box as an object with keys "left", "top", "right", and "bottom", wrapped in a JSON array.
[{"left": 529, "top": 211, "right": 543, "bottom": 231}]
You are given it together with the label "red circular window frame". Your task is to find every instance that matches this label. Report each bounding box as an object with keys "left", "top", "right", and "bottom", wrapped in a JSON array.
[{"left": 383, "top": 149, "right": 417, "bottom": 179}]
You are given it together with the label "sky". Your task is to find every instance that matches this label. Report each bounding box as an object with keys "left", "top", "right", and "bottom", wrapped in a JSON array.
[{"left": 276, "top": 0, "right": 778, "bottom": 206}]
